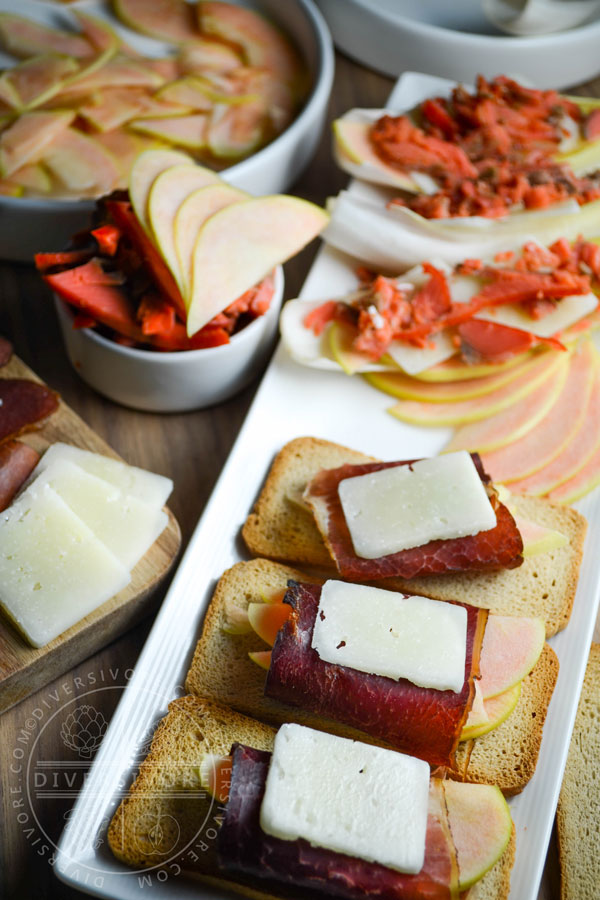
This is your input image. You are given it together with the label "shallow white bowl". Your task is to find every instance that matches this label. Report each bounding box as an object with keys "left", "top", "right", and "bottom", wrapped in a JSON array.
[
  {"left": 54, "top": 266, "right": 283, "bottom": 412},
  {"left": 0, "top": 0, "right": 333, "bottom": 262},
  {"left": 315, "top": 0, "right": 600, "bottom": 88}
]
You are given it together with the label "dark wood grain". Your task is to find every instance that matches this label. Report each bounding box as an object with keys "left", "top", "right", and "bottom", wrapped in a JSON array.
[{"left": 2, "top": 52, "right": 597, "bottom": 900}]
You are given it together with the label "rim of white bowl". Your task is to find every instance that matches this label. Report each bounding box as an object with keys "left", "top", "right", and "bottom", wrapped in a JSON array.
[
  {"left": 344, "top": 0, "right": 600, "bottom": 44},
  {"left": 54, "top": 265, "right": 284, "bottom": 363},
  {"left": 0, "top": 0, "right": 334, "bottom": 213}
]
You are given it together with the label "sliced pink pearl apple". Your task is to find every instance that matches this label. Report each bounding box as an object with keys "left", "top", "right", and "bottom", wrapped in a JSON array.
[
  {"left": 129, "top": 148, "right": 194, "bottom": 233},
  {"left": 186, "top": 195, "right": 329, "bottom": 335},
  {"left": 147, "top": 162, "right": 221, "bottom": 289},
  {"left": 174, "top": 183, "right": 247, "bottom": 297},
  {"left": 333, "top": 110, "right": 425, "bottom": 192},
  {"left": 444, "top": 781, "right": 512, "bottom": 892}
]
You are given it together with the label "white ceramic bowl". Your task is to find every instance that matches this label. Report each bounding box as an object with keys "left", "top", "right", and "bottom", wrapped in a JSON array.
[
  {"left": 54, "top": 266, "right": 283, "bottom": 412},
  {"left": 0, "top": 0, "right": 334, "bottom": 262},
  {"left": 315, "top": 0, "right": 600, "bottom": 88}
]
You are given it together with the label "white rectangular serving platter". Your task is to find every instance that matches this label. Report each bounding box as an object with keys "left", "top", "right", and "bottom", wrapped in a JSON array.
[{"left": 56, "top": 72, "right": 600, "bottom": 900}]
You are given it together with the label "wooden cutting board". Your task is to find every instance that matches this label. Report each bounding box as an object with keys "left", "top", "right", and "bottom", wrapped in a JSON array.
[{"left": 0, "top": 354, "right": 182, "bottom": 713}]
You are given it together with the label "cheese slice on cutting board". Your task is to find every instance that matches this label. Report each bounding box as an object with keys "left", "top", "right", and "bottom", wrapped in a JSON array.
[
  {"left": 29, "top": 458, "right": 168, "bottom": 570},
  {"left": 312, "top": 581, "right": 467, "bottom": 692},
  {"left": 31, "top": 442, "right": 173, "bottom": 508},
  {"left": 260, "top": 723, "right": 430, "bottom": 874},
  {"left": 338, "top": 451, "right": 496, "bottom": 559},
  {"left": 0, "top": 482, "right": 130, "bottom": 648}
]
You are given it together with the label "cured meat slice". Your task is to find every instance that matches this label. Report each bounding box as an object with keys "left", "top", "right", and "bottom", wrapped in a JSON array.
[
  {"left": 304, "top": 457, "right": 523, "bottom": 580},
  {"left": 0, "top": 440, "right": 39, "bottom": 511},
  {"left": 217, "top": 743, "right": 458, "bottom": 900},
  {"left": 0, "top": 378, "right": 58, "bottom": 443},
  {"left": 265, "top": 581, "right": 486, "bottom": 768},
  {"left": 0, "top": 335, "right": 12, "bottom": 367}
]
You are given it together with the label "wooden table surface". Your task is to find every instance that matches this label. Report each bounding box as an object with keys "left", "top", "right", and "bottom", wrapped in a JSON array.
[{"left": 1, "top": 49, "right": 598, "bottom": 900}]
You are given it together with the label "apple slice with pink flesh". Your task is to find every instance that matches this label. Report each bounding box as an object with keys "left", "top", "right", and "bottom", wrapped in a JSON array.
[
  {"left": 445, "top": 354, "right": 569, "bottom": 454},
  {"left": 156, "top": 77, "right": 215, "bottom": 111},
  {"left": 461, "top": 683, "right": 521, "bottom": 741},
  {"left": 365, "top": 354, "right": 534, "bottom": 401},
  {"left": 247, "top": 601, "right": 290, "bottom": 647},
  {"left": 39, "top": 127, "right": 121, "bottom": 196},
  {"left": 547, "top": 429, "right": 600, "bottom": 503},
  {"left": 0, "top": 54, "right": 79, "bottom": 110},
  {"left": 174, "top": 182, "right": 247, "bottom": 296},
  {"left": 129, "top": 148, "right": 193, "bottom": 232},
  {"left": 508, "top": 359, "right": 600, "bottom": 496},
  {"left": 479, "top": 615, "right": 545, "bottom": 700},
  {"left": 207, "top": 100, "right": 267, "bottom": 159},
  {"left": 463, "top": 680, "right": 489, "bottom": 731},
  {"left": 444, "top": 781, "right": 512, "bottom": 891},
  {"left": 0, "top": 110, "right": 75, "bottom": 177},
  {"left": 177, "top": 39, "right": 243, "bottom": 74},
  {"left": 80, "top": 88, "right": 189, "bottom": 133},
  {"left": 147, "top": 163, "right": 223, "bottom": 289},
  {"left": 388, "top": 350, "right": 564, "bottom": 427},
  {"left": 198, "top": 1, "right": 303, "bottom": 88},
  {"left": 0, "top": 13, "right": 94, "bottom": 59},
  {"left": 414, "top": 350, "right": 533, "bottom": 383},
  {"left": 186, "top": 195, "right": 329, "bottom": 335},
  {"left": 113, "top": 0, "right": 198, "bottom": 43},
  {"left": 333, "top": 114, "right": 422, "bottom": 192},
  {"left": 129, "top": 113, "right": 209, "bottom": 149},
  {"left": 248, "top": 650, "right": 272, "bottom": 670},
  {"left": 481, "top": 339, "right": 596, "bottom": 483}
]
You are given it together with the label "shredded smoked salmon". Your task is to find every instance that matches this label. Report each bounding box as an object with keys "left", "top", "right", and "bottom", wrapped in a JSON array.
[
  {"left": 371, "top": 76, "right": 600, "bottom": 219},
  {"left": 304, "top": 238, "right": 598, "bottom": 362}
]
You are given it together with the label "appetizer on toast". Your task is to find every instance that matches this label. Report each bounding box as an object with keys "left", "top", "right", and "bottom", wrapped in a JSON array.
[
  {"left": 242, "top": 438, "right": 586, "bottom": 636},
  {"left": 108, "top": 697, "right": 516, "bottom": 899}
]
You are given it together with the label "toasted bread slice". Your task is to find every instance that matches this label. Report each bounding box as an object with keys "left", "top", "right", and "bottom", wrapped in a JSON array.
[
  {"left": 185, "top": 558, "right": 558, "bottom": 795},
  {"left": 241, "top": 437, "right": 586, "bottom": 637},
  {"left": 556, "top": 643, "right": 600, "bottom": 899},
  {"left": 108, "top": 695, "right": 514, "bottom": 899}
]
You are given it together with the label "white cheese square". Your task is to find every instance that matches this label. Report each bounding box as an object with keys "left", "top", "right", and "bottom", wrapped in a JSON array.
[
  {"left": 312, "top": 581, "right": 467, "bottom": 692},
  {"left": 0, "top": 483, "right": 130, "bottom": 647},
  {"left": 260, "top": 724, "right": 430, "bottom": 874},
  {"left": 28, "top": 458, "right": 168, "bottom": 570},
  {"left": 31, "top": 442, "right": 173, "bottom": 508},
  {"left": 338, "top": 451, "right": 496, "bottom": 559}
]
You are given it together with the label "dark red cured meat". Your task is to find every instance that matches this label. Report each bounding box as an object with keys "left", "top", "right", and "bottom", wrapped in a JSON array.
[
  {"left": 305, "top": 455, "right": 523, "bottom": 580},
  {"left": 217, "top": 743, "right": 458, "bottom": 900},
  {"left": 265, "top": 582, "right": 486, "bottom": 768},
  {"left": 0, "top": 379, "right": 58, "bottom": 444},
  {"left": 0, "top": 336, "right": 12, "bottom": 367},
  {"left": 0, "top": 440, "right": 39, "bottom": 511}
]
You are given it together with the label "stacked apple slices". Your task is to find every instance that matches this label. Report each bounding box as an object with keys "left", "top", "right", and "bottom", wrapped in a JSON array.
[{"left": 129, "top": 149, "right": 329, "bottom": 336}]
